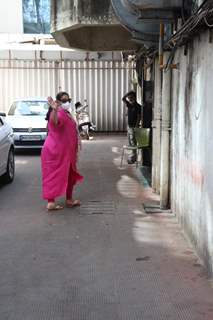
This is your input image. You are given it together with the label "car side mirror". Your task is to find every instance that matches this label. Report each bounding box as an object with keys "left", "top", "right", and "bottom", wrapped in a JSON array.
[{"left": 0, "top": 112, "right": 6, "bottom": 117}]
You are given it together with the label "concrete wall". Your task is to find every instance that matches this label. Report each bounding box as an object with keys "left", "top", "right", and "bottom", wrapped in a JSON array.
[
  {"left": 170, "top": 30, "right": 213, "bottom": 274},
  {"left": 0, "top": 47, "right": 122, "bottom": 61},
  {"left": 0, "top": 0, "right": 23, "bottom": 33}
]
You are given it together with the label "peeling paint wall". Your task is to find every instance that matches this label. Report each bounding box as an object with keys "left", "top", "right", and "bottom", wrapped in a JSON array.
[
  {"left": 52, "top": 0, "right": 117, "bottom": 31},
  {"left": 171, "top": 30, "right": 213, "bottom": 274}
]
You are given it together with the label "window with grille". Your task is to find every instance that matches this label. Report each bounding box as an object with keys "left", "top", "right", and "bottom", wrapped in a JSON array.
[{"left": 23, "top": 0, "right": 50, "bottom": 34}]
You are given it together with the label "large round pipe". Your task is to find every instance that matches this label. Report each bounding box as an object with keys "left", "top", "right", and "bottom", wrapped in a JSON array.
[
  {"left": 111, "top": 0, "right": 159, "bottom": 47},
  {"left": 126, "top": 0, "right": 182, "bottom": 10}
]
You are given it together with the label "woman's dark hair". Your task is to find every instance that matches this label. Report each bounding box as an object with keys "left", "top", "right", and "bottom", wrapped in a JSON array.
[
  {"left": 56, "top": 91, "right": 70, "bottom": 102},
  {"left": 45, "top": 91, "right": 70, "bottom": 121}
]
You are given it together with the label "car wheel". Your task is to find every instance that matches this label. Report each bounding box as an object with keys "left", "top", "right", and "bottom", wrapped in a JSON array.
[{"left": 3, "top": 148, "right": 15, "bottom": 183}]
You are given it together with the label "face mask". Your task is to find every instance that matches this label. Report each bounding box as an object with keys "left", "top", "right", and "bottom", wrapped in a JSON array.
[{"left": 61, "top": 101, "right": 71, "bottom": 111}]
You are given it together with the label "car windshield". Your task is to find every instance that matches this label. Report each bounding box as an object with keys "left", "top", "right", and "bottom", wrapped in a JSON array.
[{"left": 8, "top": 101, "right": 49, "bottom": 116}]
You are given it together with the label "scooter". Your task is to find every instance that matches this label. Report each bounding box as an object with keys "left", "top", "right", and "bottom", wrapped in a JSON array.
[{"left": 75, "top": 100, "right": 96, "bottom": 140}]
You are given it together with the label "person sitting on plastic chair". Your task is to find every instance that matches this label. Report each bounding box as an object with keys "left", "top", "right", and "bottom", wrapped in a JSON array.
[{"left": 122, "top": 91, "right": 142, "bottom": 164}]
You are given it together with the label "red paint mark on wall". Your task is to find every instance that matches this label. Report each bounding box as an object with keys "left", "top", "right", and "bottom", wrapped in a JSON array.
[{"left": 178, "top": 159, "right": 204, "bottom": 187}]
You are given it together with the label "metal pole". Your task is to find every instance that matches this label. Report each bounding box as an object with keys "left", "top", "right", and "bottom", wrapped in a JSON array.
[{"left": 160, "top": 52, "right": 171, "bottom": 209}]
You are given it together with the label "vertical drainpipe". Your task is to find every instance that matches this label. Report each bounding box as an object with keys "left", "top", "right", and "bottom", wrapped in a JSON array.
[
  {"left": 152, "top": 23, "right": 163, "bottom": 193},
  {"left": 160, "top": 51, "right": 171, "bottom": 209},
  {"left": 152, "top": 58, "right": 162, "bottom": 193}
]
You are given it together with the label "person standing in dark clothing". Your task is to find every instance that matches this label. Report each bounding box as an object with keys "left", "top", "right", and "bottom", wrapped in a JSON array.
[{"left": 122, "top": 91, "right": 142, "bottom": 164}]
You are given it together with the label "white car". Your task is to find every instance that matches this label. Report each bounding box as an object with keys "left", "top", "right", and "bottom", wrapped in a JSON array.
[
  {"left": 7, "top": 98, "right": 48, "bottom": 149},
  {"left": 0, "top": 112, "right": 15, "bottom": 183}
]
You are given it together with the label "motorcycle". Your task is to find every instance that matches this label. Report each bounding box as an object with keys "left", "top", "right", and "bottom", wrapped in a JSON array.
[{"left": 75, "top": 100, "right": 96, "bottom": 140}]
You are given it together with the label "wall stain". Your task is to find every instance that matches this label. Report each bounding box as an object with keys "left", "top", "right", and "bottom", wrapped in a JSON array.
[{"left": 184, "top": 42, "right": 193, "bottom": 155}]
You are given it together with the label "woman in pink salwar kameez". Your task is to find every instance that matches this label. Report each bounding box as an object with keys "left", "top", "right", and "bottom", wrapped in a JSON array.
[{"left": 41, "top": 92, "right": 83, "bottom": 211}]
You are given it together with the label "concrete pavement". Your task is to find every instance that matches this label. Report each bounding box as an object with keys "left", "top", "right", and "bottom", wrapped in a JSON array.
[{"left": 0, "top": 135, "right": 213, "bottom": 320}]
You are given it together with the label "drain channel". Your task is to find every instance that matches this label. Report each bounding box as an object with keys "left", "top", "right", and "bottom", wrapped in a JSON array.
[{"left": 80, "top": 201, "right": 115, "bottom": 215}]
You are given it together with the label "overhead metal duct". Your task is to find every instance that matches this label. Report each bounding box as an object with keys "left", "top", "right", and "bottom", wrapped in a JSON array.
[
  {"left": 115, "top": 0, "right": 189, "bottom": 20},
  {"left": 111, "top": 0, "right": 192, "bottom": 47},
  {"left": 127, "top": 0, "right": 182, "bottom": 10},
  {"left": 111, "top": 0, "right": 160, "bottom": 47}
]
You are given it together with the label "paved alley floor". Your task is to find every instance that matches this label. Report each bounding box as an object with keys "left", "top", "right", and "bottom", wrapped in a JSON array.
[{"left": 0, "top": 135, "right": 213, "bottom": 320}]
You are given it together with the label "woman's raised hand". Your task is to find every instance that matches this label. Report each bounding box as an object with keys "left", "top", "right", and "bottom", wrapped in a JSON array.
[{"left": 47, "top": 96, "right": 59, "bottom": 110}]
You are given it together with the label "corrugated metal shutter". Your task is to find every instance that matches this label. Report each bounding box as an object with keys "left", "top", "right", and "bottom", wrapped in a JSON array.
[{"left": 0, "top": 59, "right": 134, "bottom": 131}]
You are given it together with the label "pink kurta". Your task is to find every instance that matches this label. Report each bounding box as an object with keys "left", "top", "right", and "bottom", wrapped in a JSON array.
[{"left": 41, "top": 108, "right": 83, "bottom": 200}]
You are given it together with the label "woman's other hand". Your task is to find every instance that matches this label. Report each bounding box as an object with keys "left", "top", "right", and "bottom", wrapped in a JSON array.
[{"left": 47, "top": 96, "right": 54, "bottom": 106}]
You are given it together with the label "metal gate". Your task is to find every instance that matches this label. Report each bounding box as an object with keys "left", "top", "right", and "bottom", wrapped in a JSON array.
[{"left": 0, "top": 59, "right": 134, "bottom": 131}]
